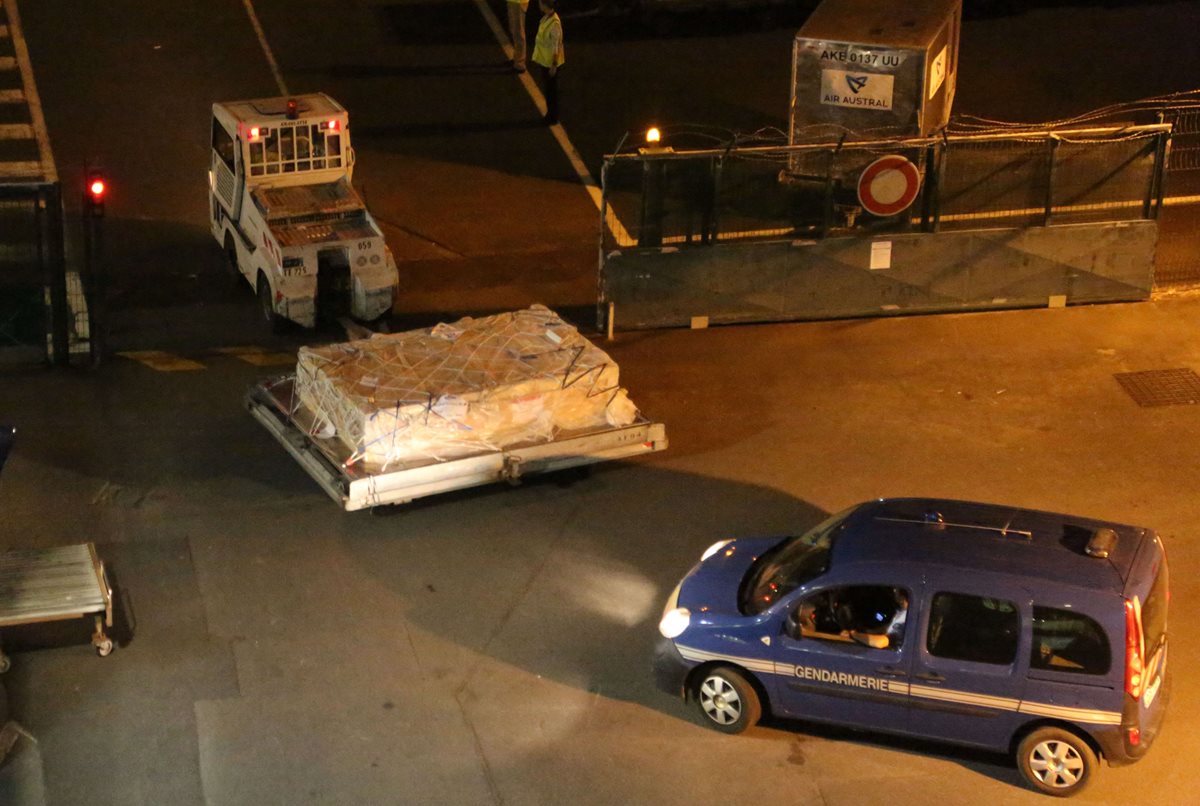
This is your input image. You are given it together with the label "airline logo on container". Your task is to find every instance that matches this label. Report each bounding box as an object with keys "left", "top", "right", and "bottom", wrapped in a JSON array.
[{"left": 820, "top": 69, "right": 894, "bottom": 110}]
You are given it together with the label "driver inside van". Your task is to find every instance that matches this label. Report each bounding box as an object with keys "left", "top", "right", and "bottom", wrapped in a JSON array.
[{"left": 794, "top": 587, "right": 908, "bottom": 649}]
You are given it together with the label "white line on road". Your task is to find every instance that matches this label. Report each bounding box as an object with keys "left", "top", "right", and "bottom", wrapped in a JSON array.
[
  {"left": 241, "top": 0, "right": 288, "bottom": 96},
  {"left": 471, "top": 0, "right": 631, "bottom": 245},
  {"left": 5, "top": 0, "right": 56, "bottom": 182}
]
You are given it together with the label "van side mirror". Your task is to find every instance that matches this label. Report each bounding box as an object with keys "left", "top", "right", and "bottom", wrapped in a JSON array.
[{"left": 784, "top": 611, "right": 803, "bottom": 640}]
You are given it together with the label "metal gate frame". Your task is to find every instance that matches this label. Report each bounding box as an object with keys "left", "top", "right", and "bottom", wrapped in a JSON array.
[
  {"left": 0, "top": 182, "right": 68, "bottom": 364},
  {"left": 598, "top": 123, "right": 1171, "bottom": 331},
  {"left": 0, "top": 0, "right": 83, "bottom": 366}
]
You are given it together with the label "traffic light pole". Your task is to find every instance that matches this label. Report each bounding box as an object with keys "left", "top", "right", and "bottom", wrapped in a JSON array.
[
  {"left": 45, "top": 183, "right": 70, "bottom": 367},
  {"left": 82, "top": 168, "right": 106, "bottom": 366}
]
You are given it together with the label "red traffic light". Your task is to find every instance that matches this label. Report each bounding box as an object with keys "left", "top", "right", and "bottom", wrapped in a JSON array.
[{"left": 85, "top": 170, "right": 107, "bottom": 217}]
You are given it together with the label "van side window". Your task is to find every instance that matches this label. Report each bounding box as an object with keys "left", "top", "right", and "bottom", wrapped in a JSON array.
[
  {"left": 211, "top": 119, "right": 236, "bottom": 173},
  {"left": 790, "top": 585, "right": 909, "bottom": 649},
  {"left": 927, "top": 592, "right": 1018, "bottom": 665},
  {"left": 1031, "top": 606, "right": 1110, "bottom": 675}
]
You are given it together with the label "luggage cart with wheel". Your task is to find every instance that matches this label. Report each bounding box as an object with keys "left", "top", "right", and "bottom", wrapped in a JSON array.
[{"left": 0, "top": 543, "right": 115, "bottom": 673}]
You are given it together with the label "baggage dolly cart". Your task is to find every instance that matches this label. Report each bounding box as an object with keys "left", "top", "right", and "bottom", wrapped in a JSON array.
[
  {"left": 0, "top": 543, "right": 115, "bottom": 672},
  {"left": 247, "top": 375, "right": 668, "bottom": 511}
]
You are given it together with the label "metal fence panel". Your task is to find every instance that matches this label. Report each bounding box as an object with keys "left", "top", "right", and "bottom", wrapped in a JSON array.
[
  {"left": 602, "top": 125, "right": 1167, "bottom": 254},
  {"left": 600, "top": 124, "right": 1170, "bottom": 330},
  {"left": 1051, "top": 136, "right": 1158, "bottom": 225},
  {"left": 938, "top": 139, "right": 1046, "bottom": 229},
  {"left": 1166, "top": 110, "right": 1200, "bottom": 172},
  {"left": 0, "top": 191, "right": 46, "bottom": 359},
  {"left": 602, "top": 222, "right": 1157, "bottom": 330}
]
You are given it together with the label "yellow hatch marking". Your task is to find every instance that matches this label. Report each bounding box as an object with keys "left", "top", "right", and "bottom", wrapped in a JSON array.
[
  {"left": 217, "top": 346, "right": 295, "bottom": 366},
  {"left": 117, "top": 351, "right": 206, "bottom": 372}
]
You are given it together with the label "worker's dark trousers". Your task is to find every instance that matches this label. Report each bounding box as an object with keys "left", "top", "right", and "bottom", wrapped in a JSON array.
[{"left": 537, "top": 66, "right": 559, "bottom": 124}]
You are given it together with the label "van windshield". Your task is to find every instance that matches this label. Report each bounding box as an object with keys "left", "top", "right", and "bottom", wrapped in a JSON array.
[{"left": 739, "top": 507, "right": 853, "bottom": 615}]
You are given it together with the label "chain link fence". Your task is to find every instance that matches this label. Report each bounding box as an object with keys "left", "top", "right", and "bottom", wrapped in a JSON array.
[
  {"left": 601, "top": 124, "right": 1169, "bottom": 256},
  {"left": 0, "top": 184, "right": 71, "bottom": 365},
  {"left": 1, "top": 0, "right": 92, "bottom": 366}
]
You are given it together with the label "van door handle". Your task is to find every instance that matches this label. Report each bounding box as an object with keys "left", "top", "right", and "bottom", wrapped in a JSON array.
[
  {"left": 875, "top": 666, "right": 908, "bottom": 678},
  {"left": 914, "top": 671, "right": 945, "bottom": 683}
]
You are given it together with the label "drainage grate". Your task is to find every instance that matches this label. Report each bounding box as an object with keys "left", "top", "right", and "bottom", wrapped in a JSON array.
[{"left": 1114, "top": 368, "right": 1200, "bottom": 407}]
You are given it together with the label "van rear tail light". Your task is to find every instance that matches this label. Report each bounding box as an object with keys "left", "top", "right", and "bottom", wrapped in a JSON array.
[
  {"left": 1125, "top": 597, "right": 1146, "bottom": 699},
  {"left": 1128, "top": 727, "right": 1141, "bottom": 746}
]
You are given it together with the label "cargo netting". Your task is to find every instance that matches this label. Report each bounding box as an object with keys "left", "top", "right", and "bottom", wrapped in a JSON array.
[{"left": 294, "top": 305, "right": 639, "bottom": 469}]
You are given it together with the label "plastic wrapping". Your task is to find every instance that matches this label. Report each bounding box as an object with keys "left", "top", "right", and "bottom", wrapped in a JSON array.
[{"left": 294, "top": 305, "right": 639, "bottom": 468}]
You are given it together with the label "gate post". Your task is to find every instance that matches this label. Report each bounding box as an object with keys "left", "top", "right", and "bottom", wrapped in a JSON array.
[
  {"left": 1043, "top": 135, "right": 1060, "bottom": 226},
  {"left": 43, "top": 184, "right": 69, "bottom": 366},
  {"left": 639, "top": 156, "right": 665, "bottom": 248},
  {"left": 1145, "top": 129, "right": 1168, "bottom": 220}
]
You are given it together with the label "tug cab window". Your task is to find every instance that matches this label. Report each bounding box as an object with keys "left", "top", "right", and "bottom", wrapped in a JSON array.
[
  {"left": 211, "top": 119, "right": 236, "bottom": 172},
  {"left": 248, "top": 123, "right": 342, "bottom": 177}
]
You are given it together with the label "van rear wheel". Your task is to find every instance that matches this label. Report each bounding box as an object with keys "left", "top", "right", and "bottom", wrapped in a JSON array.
[
  {"left": 694, "top": 667, "right": 760, "bottom": 734},
  {"left": 1016, "top": 726, "right": 1097, "bottom": 797}
]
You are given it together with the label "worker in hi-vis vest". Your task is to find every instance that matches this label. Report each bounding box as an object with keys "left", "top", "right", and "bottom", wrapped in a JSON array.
[
  {"left": 532, "top": 0, "right": 564, "bottom": 125},
  {"left": 507, "top": 0, "right": 529, "bottom": 73}
]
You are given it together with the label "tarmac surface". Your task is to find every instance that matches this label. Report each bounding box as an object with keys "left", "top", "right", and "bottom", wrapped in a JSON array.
[
  {"left": 3, "top": 292, "right": 1200, "bottom": 805},
  {"left": 2, "top": 0, "right": 1200, "bottom": 804}
]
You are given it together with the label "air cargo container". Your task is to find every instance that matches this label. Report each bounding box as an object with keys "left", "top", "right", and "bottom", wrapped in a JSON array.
[{"left": 790, "top": 0, "right": 961, "bottom": 142}]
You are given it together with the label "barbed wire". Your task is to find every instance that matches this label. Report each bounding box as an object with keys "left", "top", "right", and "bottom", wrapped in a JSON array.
[{"left": 612, "top": 87, "right": 1200, "bottom": 154}]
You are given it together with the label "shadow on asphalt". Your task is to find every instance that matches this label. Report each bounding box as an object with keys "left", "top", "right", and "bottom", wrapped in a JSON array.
[
  {"left": 755, "top": 715, "right": 1021, "bottom": 789},
  {"left": 346, "top": 464, "right": 1025, "bottom": 790}
]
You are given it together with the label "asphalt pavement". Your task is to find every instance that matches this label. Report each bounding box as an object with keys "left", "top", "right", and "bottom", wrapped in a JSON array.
[
  {"left": 3, "top": 0, "right": 1200, "bottom": 804},
  {"left": 3, "top": 287, "right": 1200, "bottom": 805}
]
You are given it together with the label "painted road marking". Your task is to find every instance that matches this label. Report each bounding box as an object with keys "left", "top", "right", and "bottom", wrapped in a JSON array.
[
  {"left": 117, "top": 351, "right": 206, "bottom": 372},
  {"left": 241, "top": 0, "right": 288, "bottom": 96},
  {"left": 0, "top": 89, "right": 25, "bottom": 103},
  {"left": 217, "top": 346, "right": 295, "bottom": 366},
  {"left": 115, "top": 348, "right": 300, "bottom": 371},
  {"left": 0, "top": 123, "right": 32, "bottom": 139},
  {"left": 471, "top": 0, "right": 632, "bottom": 246},
  {"left": 3, "top": 0, "right": 57, "bottom": 183},
  {"left": 0, "top": 160, "right": 40, "bottom": 178}
]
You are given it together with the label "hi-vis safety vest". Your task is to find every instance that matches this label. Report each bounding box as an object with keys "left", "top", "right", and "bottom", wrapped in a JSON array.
[{"left": 532, "top": 13, "right": 564, "bottom": 69}]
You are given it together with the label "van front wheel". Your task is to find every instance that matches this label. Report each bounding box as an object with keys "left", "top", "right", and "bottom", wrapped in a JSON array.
[
  {"left": 694, "top": 667, "right": 760, "bottom": 735},
  {"left": 1016, "top": 727, "right": 1097, "bottom": 797}
]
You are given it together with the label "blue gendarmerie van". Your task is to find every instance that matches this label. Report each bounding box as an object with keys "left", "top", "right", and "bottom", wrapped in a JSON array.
[{"left": 654, "top": 498, "right": 1169, "bottom": 797}]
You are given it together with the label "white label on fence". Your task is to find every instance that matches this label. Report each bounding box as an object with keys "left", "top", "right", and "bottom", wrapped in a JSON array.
[
  {"left": 929, "top": 45, "right": 948, "bottom": 100},
  {"left": 820, "top": 69, "right": 894, "bottom": 111},
  {"left": 870, "top": 240, "right": 893, "bottom": 270}
]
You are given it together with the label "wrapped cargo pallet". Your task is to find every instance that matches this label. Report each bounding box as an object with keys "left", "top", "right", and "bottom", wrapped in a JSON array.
[{"left": 294, "top": 305, "right": 640, "bottom": 469}]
